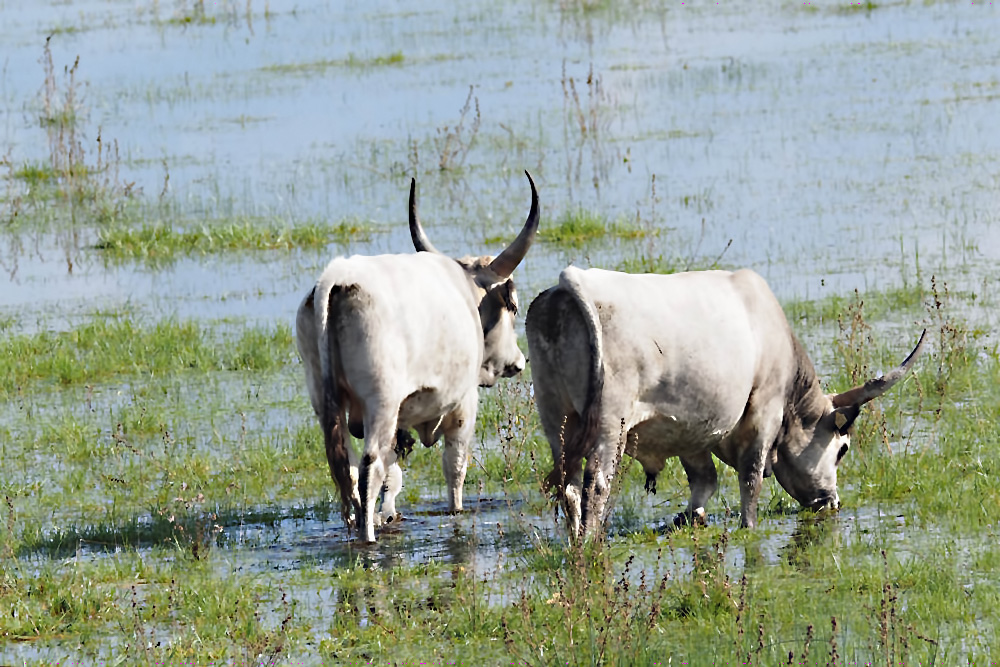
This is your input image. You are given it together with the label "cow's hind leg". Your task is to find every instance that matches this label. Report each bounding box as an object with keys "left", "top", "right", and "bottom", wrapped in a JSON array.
[
  {"left": 538, "top": 409, "right": 586, "bottom": 539},
  {"left": 579, "top": 425, "right": 625, "bottom": 537},
  {"left": 358, "top": 408, "right": 399, "bottom": 543},
  {"left": 532, "top": 381, "right": 585, "bottom": 537},
  {"left": 677, "top": 451, "right": 718, "bottom": 526},
  {"left": 546, "top": 412, "right": 584, "bottom": 538},
  {"left": 580, "top": 454, "right": 612, "bottom": 536},
  {"left": 563, "top": 464, "right": 584, "bottom": 539}
]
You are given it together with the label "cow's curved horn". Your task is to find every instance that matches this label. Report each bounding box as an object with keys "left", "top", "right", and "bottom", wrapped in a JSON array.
[
  {"left": 831, "top": 329, "right": 927, "bottom": 408},
  {"left": 488, "top": 171, "right": 540, "bottom": 279},
  {"left": 409, "top": 178, "right": 442, "bottom": 255}
]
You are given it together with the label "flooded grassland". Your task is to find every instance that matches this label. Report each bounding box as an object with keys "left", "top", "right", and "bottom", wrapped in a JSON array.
[{"left": 2, "top": 0, "right": 1000, "bottom": 663}]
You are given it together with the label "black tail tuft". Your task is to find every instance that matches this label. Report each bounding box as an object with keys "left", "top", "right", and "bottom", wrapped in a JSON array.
[
  {"left": 644, "top": 472, "right": 658, "bottom": 495},
  {"left": 323, "top": 284, "right": 355, "bottom": 528}
]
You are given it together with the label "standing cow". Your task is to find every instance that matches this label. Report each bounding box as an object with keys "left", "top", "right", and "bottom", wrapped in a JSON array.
[
  {"left": 525, "top": 266, "right": 925, "bottom": 536},
  {"left": 297, "top": 172, "right": 539, "bottom": 543}
]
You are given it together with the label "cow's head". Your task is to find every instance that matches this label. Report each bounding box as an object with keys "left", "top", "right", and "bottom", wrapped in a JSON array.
[
  {"left": 770, "top": 330, "right": 926, "bottom": 513},
  {"left": 409, "top": 171, "right": 539, "bottom": 387}
]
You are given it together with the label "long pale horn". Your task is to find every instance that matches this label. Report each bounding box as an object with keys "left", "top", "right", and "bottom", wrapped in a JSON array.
[
  {"left": 831, "top": 329, "right": 927, "bottom": 408},
  {"left": 488, "top": 170, "right": 540, "bottom": 279},
  {"left": 408, "top": 177, "right": 442, "bottom": 254}
]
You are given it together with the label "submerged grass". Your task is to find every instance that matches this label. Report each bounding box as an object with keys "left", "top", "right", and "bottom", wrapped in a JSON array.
[
  {"left": 1, "top": 551, "right": 304, "bottom": 659},
  {"left": 5, "top": 515, "right": 977, "bottom": 662},
  {"left": 0, "top": 316, "right": 294, "bottom": 397},
  {"left": 94, "top": 217, "right": 374, "bottom": 261},
  {"left": 3, "top": 279, "right": 1000, "bottom": 661},
  {"left": 784, "top": 282, "right": 930, "bottom": 325},
  {"left": 261, "top": 51, "right": 405, "bottom": 76},
  {"left": 2, "top": 43, "right": 135, "bottom": 228},
  {"left": 537, "top": 207, "right": 651, "bottom": 246}
]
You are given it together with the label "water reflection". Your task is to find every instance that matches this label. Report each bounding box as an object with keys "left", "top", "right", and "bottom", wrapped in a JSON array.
[
  {"left": 236, "top": 496, "right": 531, "bottom": 574},
  {"left": 781, "top": 512, "right": 839, "bottom": 572}
]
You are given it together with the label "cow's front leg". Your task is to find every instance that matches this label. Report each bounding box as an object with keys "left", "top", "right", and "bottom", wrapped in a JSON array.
[
  {"left": 736, "top": 444, "right": 769, "bottom": 529},
  {"left": 677, "top": 450, "right": 718, "bottom": 526},
  {"left": 441, "top": 393, "right": 476, "bottom": 512},
  {"left": 378, "top": 462, "right": 403, "bottom": 524}
]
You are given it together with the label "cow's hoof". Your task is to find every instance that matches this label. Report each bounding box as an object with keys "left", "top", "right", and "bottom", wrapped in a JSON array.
[
  {"left": 384, "top": 512, "right": 403, "bottom": 524},
  {"left": 673, "top": 508, "right": 707, "bottom": 528}
]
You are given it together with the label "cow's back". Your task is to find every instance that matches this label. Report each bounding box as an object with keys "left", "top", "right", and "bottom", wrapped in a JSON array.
[
  {"left": 532, "top": 267, "right": 797, "bottom": 456},
  {"left": 578, "top": 268, "right": 768, "bottom": 413}
]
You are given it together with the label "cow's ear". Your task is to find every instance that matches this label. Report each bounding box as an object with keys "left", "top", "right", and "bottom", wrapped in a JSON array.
[
  {"left": 832, "top": 404, "right": 861, "bottom": 436},
  {"left": 491, "top": 279, "right": 516, "bottom": 313},
  {"left": 502, "top": 280, "right": 518, "bottom": 314}
]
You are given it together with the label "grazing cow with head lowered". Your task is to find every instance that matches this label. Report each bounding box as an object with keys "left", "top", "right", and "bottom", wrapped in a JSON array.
[
  {"left": 525, "top": 266, "right": 925, "bottom": 537},
  {"left": 297, "top": 172, "right": 539, "bottom": 543}
]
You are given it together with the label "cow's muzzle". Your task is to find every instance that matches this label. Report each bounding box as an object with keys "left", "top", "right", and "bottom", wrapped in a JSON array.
[
  {"left": 807, "top": 492, "right": 839, "bottom": 512},
  {"left": 501, "top": 361, "right": 524, "bottom": 378}
]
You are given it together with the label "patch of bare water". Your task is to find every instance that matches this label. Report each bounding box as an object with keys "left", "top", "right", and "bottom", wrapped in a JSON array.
[{"left": 225, "top": 496, "right": 548, "bottom": 577}]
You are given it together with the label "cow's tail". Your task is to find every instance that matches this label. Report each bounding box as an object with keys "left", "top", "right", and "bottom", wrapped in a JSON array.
[
  {"left": 313, "top": 275, "right": 357, "bottom": 527},
  {"left": 546, "top": 268, "right": 605, "bottom": 499}
]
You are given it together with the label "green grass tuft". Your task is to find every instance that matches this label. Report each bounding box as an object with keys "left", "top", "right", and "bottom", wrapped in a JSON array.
[
  {"left": 616, "top": 254, "right": 686, "bottom": 274},
  {"left": 94, "top": 218, "right": 374, "bottom": 261},
  {"left": 261, "top": 51, "right": 405, "bottom": 75},
  {"left": 0, "top": 316, "right": 296, "bottom": 397},
  {"left": 538, "top": 208, "right": 650, "bottom": 246},
  {"left": 835, "top": 0, "right": 878, "bottom": 13},
  {"left": 784, "top": 283, "right": 929, "bottom": 325},
  {"left": 11, "top": 161, "right": 58, "bottom": 187}
]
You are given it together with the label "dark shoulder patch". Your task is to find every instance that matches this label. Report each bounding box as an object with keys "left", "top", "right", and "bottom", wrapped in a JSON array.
[{"left": 789, "top": 335, "right": 827, "bottom": 420}]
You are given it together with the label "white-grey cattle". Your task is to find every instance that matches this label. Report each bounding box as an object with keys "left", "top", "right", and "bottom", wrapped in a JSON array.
[
  {"left": 297, "top": 172, "right": 539, "bottom": 543},
  {"left": 525, "top": 266, "right": 925, "bottom": 536}
]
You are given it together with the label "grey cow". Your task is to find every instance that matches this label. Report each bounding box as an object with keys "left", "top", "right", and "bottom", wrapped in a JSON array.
[
  {"left": 296, "top": 172, "right": 539, "bottom": 543},
  {"left": 525, "top": 266, "right": 925, "bottom": 537}
]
